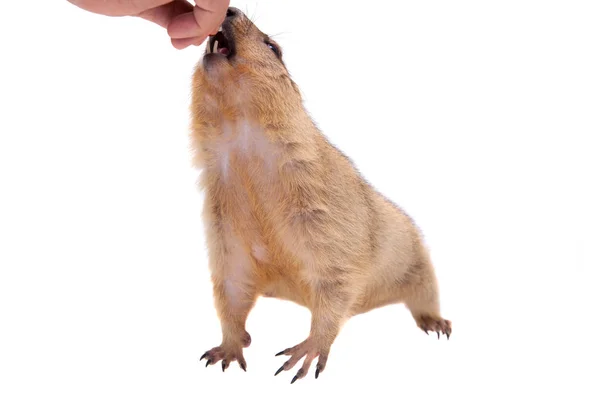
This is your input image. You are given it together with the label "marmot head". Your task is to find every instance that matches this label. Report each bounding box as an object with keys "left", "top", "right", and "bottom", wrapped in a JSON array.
[{"left": 192, "top": 7, "right": 302, "bottom": 126}]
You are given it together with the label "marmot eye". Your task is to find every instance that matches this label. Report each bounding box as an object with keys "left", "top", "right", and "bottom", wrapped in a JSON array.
[{"left": 265, "top": 41, "right": 281, "bottom": 58}]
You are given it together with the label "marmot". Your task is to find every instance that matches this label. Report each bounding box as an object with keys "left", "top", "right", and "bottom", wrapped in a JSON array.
[{"left": 191, "top": 7, "right": 451, "bottom": 384}]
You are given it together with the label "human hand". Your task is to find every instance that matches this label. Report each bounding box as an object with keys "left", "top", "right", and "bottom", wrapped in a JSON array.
[{"left": 68, "top": 0, "right": 231, "bottom": 49}]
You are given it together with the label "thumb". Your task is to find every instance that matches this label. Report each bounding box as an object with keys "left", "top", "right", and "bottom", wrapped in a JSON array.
[
  {"left": 137, "top": 0, "right": 194, "bottom": 28},
  {"left": 167, "top": 1, "right": 228, "bottom": 41}
]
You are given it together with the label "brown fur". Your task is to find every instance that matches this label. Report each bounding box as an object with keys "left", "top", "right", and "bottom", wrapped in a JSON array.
[{"left": 192, "top": 8, "right": 451, "bottom": 382}]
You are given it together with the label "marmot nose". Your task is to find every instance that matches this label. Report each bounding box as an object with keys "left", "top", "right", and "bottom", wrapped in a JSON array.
[{"left": 226, "top": 7, "right": 240, "bottom": 18}]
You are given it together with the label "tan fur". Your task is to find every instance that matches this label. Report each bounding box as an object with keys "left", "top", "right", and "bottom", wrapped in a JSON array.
[{"left": 192, "top": 8, "right": 451, "bottom": 381}]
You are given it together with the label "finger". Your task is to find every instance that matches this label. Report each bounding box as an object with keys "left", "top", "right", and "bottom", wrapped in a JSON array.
[
  {"left": 194, "top": 2, "right": 228, "bottom": 34},
  {"left": 290, "top": 368, "right": 305, "bottom": 384},
  {"left": 221, "top": 359, "right": 230, "bottom": 371},
  {"left": 300, "top": 352, "right": 317, "bottom": 374},
  {"left": 275, "top": 352, "right": 304, "bottom": 376},
  {"left": 195, "top": 0, "right": 231, "bottom": 18},
  {"left": 315, "top": 349, "right": 329, "bottom": 376},
  {"left": 138, "top": 0, "right": 194, "bottom": 28},
  {"left": 171, "top": 36, "right": 206, "bottom": 49},
  {"left": 167, "top": 3, "right": 226, "bottom": 39},
  {"left": 290, "top": 354, "right": 314, "bottom": 383},
  {"left": 275, "top": 347, "right": 291, "bottom": 357},
  {"left": 237, "top": 353, "right": 247, "bottom": 371},
  {"left": 195, "top": 0, "right": 229, "bottom": 12},
  {"left": 68, "top": 0, "right": 173, "bottom": 16},
  {"left": 167, "top": 11, "right": 200, "bottom": 39}
]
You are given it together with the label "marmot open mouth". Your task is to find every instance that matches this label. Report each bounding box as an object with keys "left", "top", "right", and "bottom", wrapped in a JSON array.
[{"left": 207, "top": 30, "right": 232, "bottom": 57}]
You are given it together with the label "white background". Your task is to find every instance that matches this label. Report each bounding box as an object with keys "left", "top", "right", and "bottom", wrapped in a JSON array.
[{"left": 1, "top": 1, "right": 599, "bottom": 399}]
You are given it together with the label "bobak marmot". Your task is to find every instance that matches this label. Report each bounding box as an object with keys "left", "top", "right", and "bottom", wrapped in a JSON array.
[{"left": 191, "top": 7, "right": 451, "bottom": 384}]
